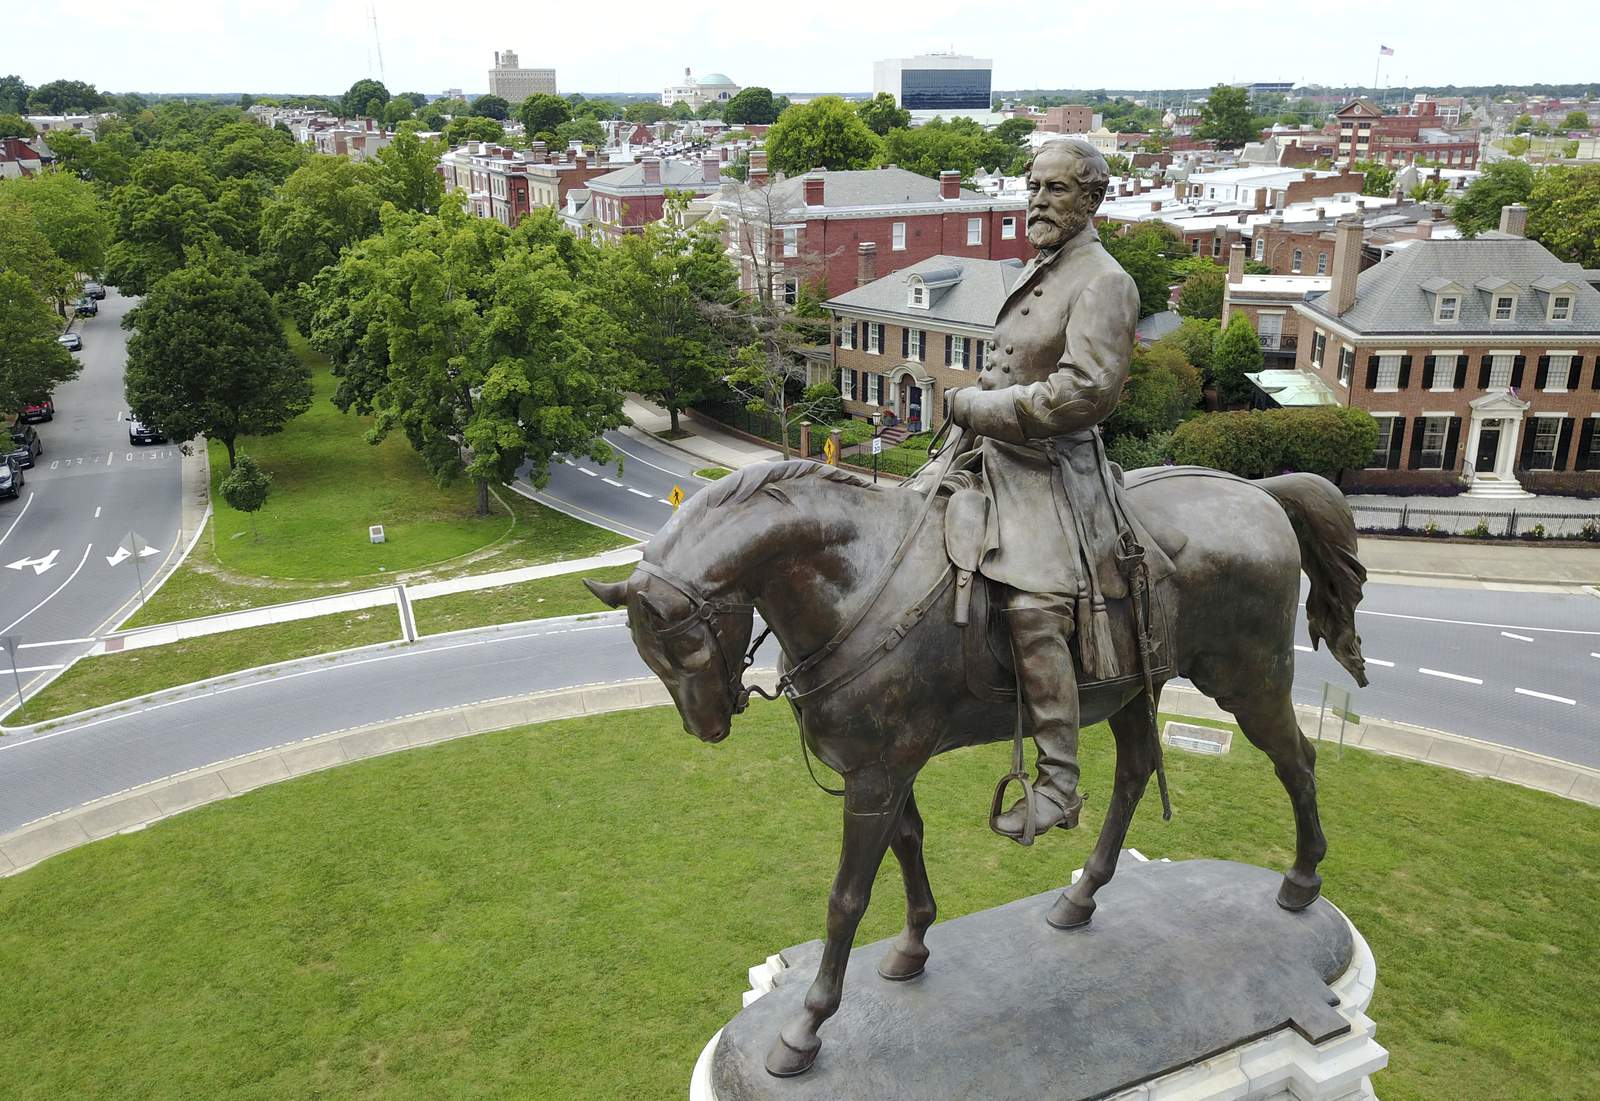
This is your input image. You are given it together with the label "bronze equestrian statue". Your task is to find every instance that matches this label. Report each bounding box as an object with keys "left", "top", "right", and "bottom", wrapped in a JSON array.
[{"left": 586, "top": 139, "right": 1370, "bottom": 1080}]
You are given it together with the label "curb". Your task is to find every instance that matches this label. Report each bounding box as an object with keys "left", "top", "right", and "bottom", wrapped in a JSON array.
[{"left": 2, "top": 673, "right": 1595, "bottom": 880}]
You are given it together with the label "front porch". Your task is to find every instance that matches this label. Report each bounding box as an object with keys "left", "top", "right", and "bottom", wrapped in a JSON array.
[{"left": 1462, "top": 390, "right": 1535, "bottom": 500}]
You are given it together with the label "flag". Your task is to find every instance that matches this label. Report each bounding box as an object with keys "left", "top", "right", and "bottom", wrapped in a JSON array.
[{"left": 1379, "top": 45, "right": 1394, "bottom": 55}]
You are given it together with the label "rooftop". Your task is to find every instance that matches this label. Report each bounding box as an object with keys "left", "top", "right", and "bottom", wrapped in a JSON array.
[
  {"left": 825, "top": 254, "right": 1026, "bottom": 328},
  {"left": 718, "top": 166, "right": 1010, "bottom": 218}
]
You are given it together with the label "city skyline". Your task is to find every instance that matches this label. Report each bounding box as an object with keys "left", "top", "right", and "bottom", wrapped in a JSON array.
[{"left": 7, "top": 0, "right": 1598, "bottom": 99}]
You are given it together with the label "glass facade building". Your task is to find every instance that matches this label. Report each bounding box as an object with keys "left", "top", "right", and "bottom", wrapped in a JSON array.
[{"left": 900, "top": 67, "right": 992, "bottom": 111}]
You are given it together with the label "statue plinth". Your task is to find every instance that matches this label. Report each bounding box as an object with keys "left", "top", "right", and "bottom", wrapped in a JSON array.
[{"left": 692, "top": 856, "right": 1387, "bottom": 1101}]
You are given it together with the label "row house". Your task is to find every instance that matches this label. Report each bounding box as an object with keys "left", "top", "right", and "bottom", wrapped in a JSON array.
[
  {"left": 566, "top": 155, "right": 723, "bottom": 242},
  {"left": 714, "top": 159, "right": 1029, "bottom": 300},
  {"left": 1290, "top": 206, "right": 1600, "bottom": 496},
  {"left": 313, "top": 125, "right": 393, "bottom": 162},
  {"left": 0, "top": 136, "right": 48, "bottom": 179},
  {"left": 1244, "top": 200, "right": 1443, "bottom": 277},
  {"left": 824, "top": 255, "right": 1023, "bottom": 432},
  {"left": 1332, "top": 98, "right": 1479, "bottom": 170},
  {"left": 440, "top": 142, "right": 611, "bottom": 228},
  {"left": 1222, "top": 245, "right": 1330, "bottom": 370}
]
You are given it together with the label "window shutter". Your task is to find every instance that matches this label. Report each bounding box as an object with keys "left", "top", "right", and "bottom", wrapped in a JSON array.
[
  {"left": 856, "top": 321, "right": 863, "bottom": 348},
  {"left": 1387, "top": 418, "right": 1405, "bottom": 469},
  {"left": 1453, "top": 355, "right": 1468, "bottom": 390},
  {"left": 1407, "top": 416, "right": 1426, "bottom": 469},
  {"left": 902, "top": 328, "right": 909, "bottom": 358},
  {"left": 852, "top": 370, "right": 861, "bottom": 400},
  {"left": 1478, "top": 355, "right": 1492, "bottom": 389},
  {"left": 1511, "top": 355, "right": 1526, "bottom": 388},
  {"left": 1590, "top": 356, "right": 1600, "bottom": 390},
  {"left": 1535, "top": 355, "right": 1550, "bottom": 390},
  {"left": 1554, "top": 418, "right": 1575, "bottom": 470},
  {"left": 945, "top": 334, "right": 953, "bottom": 364},
  {"left": 1365, "top": 355, "right": 1379, "bottom": 389},
  {"left": 1519, "top": 420, "right": 1538, "bottom": 469},
  {"left": 964, "top": 338, "right": 973, "bottom": 367},
  {"left": 1576, "top": 419, "right": 1596, "bottom": 471},
  {"left": 1442, "top": 417, "right": 1462, "bottom": 471},
  {"left": 1421, "top": 356, "right": 1436, "bottom": 390},
  {"left": 1398, "top": 355, "right": 1413, "bottom": 389}
]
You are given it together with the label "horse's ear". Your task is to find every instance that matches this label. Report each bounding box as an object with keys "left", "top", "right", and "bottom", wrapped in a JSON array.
[{"left": 584, "top": 577, "right": 628, "bottom": 608}]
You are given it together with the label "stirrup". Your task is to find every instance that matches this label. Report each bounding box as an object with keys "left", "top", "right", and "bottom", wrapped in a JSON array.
[{"left": 989, "top": 770, "right": 1038, "bottom": 846}]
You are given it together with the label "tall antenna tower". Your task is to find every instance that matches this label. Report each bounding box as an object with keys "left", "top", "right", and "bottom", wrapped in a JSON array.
[{"left": 368, "top": 1, "right": 387, "bottom": 83}]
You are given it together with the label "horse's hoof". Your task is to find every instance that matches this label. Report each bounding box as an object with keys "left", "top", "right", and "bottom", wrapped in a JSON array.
[
  {"left": 876, "top": 945, "right": 928, "bottom": 982},
  {"left": 1046, "top": 893, "right": 1094, "bottom": 930},
  {"left": 1276, "top": 872, "right": 1322, "bottom": 912},
  {"left": 765, "top": 1030, "right": 821, "bottom": 1078}
]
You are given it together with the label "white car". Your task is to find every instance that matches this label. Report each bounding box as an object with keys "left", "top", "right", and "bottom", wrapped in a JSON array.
[
  {"left": 58, "top": 332, "right": 82, "bottom": 352},
  {"left": 128, "top": 416, "right": 165, "bottom": 445}
]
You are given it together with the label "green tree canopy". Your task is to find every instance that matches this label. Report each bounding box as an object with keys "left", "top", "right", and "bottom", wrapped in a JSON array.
[
  {"left": 0, "top": 169, "right": 112, "bottom": 282},
  {"left": 765, "top": 96, "right": 881, "bottom": 175},
  {"left": 669, "top": 100, "right": 694, "bottom": 121},
  {"left": 104, "top": 151, "right": 255, "bottom": 295},
  {"left": 1513, "top": 113, "right": 1534, "bottom": 131},
  {"left": 575, "top": 98, "right": 618, "bottom": 121},
  {"left": 1176, "top": 266, "right": 1225, "bottom": 321},
  {"left": 0, "top": 269, "right": 82, "bottom": 410},
  {"left": 993, "top": 117, "right": 1036, "bottom": 147},
  {"left": 878, "top": 116, "right": 1020, "bottom": 182},
  {"left": 554, "top": 118, "right": 605, "bottom": 149},
  {"left": 722, "top": 87, "right": 780, "bottom": 126},
  {"left": 1561, "top": 110, "right": 1589, "bottom": 131},
  {"left": 1105, "top": 337, "right": 1202, "bottom": 443},
  {"left": 257, "top": 155, "right": 383, "bottom": 297},
  {"left": 1195, "top": 84, "right": 1257, "bottom": 148},
  {"left": 856, "top": 93, "right": 910, "bottom": 136},
  {"left": 1099, "top": 223, "right": 1182, "bottom": 318},
  {"left": 382, "top": 98, "right": 415, "bottom": 129},
  {"left": 1210, "top": 312, "right": 1264, "bottom": 406},
  {"left": 29, "top": 79, "right": 107, "bottom": 114},
  {"left": 1169, "top": 316, "right": 1219, "bottom": 384},
  {"left": 1526, "top": 164, "right": 1600, "bottom": 268},
  {"left": 443, "top": 116, "right": 504, "bottom": 145},
  {"left": 342, "top": 79, "right": 389, "bottom": 118},
  {"left": 518, "top": 94, "right": 571, "bottom": 140},
  {"left": 371, "top": 128, "right": 446, "bottom": 215},
  {"left": 471, "top": 94, "right": 510, "bottom": 120},
  {"left": 623, "top": 102, "right": 670, "bottom": 125},
  {"left": 124, "top": 261, "right": 311, "bottom": 468},
  {"left": 1351, "top": 160, "right": 1395, "bottom": 197},
  {"left": 1171, "top": 407, "right": 1376, "bottom": 479},
  {"left": 218, "top": 452, "right": 272, "bottom": 537},
  {"left": 1452, "top": 159, "right": 1534, "bottom": 236},
  {"left": 0, "top": 75, "right": 29, "bottom": 115},
  {"left": 0, "top": 113, "right": 36, "bottom": 139}
]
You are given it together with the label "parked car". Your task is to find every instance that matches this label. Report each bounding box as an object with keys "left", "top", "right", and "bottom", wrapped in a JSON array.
[
  {"left": 74, "top": 297, "right": 97, "bottom": 317},
  {"left": 83, "top": 281, "right": 106, "bottom": 299},
  {"left": 57, "top": 332, "right": 81, "bottom": 352},
  {"left": 0, "top": 457, "right": 22, "bottom": 500},
  {"left": 19, "top": 399, "right": 54, "bottom": 423},
  {"left": 7, "top": 423, "right": 42, "bottom": 468},
  {"left": 128, "top": 416, "right": 165, "bottom": 445}
]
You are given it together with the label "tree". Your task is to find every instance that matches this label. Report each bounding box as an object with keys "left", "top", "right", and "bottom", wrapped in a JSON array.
[
  {"left": 29, "top": 80, "right": 106, "bottom": 115},
  {"left": 575, "top": 98, "right": 618, "bottom": 121},
  {"left": 0, "top": 113, "right": 35, "bottom": 139},
  {"left": 1409, "top": 176, "right": 1449, "bottom": 203},
  {"left": 1169, "top": 317, "right": 1219, "bottom": 385},
  {"left": 0, "top": 169, "right": 112, "bottom": 282},
  {"left": 219, "top": 452, "right": 272, "bottom": 539},
  {"left": 1098, "top": 223, "right": 1181, "bottom": 318},
  {"left": 1210, "top": 312, "right": 1264, "bottom": 407},
  {"left": 0, "top": 270, "right": 82, "bottom": 413},
  {"left": 342, "top": 79, "right": 389, "bottom": 118},
  {"left": 623, "top": 102, "right": 670, "bottom": 125},
  {"left": 669, "top": 100, "right": 694, "bottom": 121},
  {"left": 518, "top": 94, "right": 571, "bottom": 140},
  {"left": 382, "top": 98, "right": 415, "bottom": 129},
  {"left": 1176, "top": 267, "right": 1225, "bottom": 321},
  {"left": 554, "top": 118, "right": 604, "bottom": 149},
  {"left": 766, "top": 96, "right": 881, "bottom": 175},
  {"left": 1351, "top": 160, "right": 1395, "bottom": 197},
  {"left": 1513, "top": 113, "right": 1534, "bottom": 131},
  {"left": 443, "top": 116, "right": 504, "bottom": 145},
  {"left": 1195, "top": 84, "right": 1256, "bottom": 148},
  {"left": 1171, "top": 407, "right": 1376, "bottom": 479},
  {"left": 371, "top": 128, "right": 445, "bottom": 215},
  {"left": 0, "top": 75, "right": 29, "bottom": 116},
  {"left": 604, "top": 194, "right": 741, "bottom": 434},
  {"left": 993, "top": 117, "right": 1035, "bottom": 146},
  {"left": 723, "top": 87, "right": 780, "bottom": 126},
  {"left": 257, "top": 156, "right": 382, "bottom": 296},
  {"left": 1452, "top": 159, "right": 1534, "bottom": 236},
  {"left": 857, "top": 92, "right": 910, "bottom": 136},
  {"left": 695, "top": 100, "right": 723, "bottom": 120},
  {"left": 1103, "top": 153, "right": 1131, "bottom": 176},
  {"left": 471, "top": 94, "right": 510, "bottom": 120},
  {"left": 103, "top": 152, "right": 252, "bottom": 295},
  {"left": 124, "top": 262, "right": 312, "bottom": 468},
  {"left": 1562, "top": 110, "right": 1589, "bottom": 131},
  {"left": 1105, "top": 338, "right": 1202, "bottom": 442},
  {"left": 1526, "top": 165, "right": 1600, "bottom": 268}
]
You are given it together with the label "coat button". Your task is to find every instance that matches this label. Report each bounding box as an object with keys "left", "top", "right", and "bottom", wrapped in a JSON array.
[
  {"left": 987, "top": 339, "right": 996, "bottom": 350},
  {"left": 1020, "top": 306, "right": 1029, "bottom": 315},
  {"left": 1033, "top": 287, "right": 1043, "bottom": 297},
  {"left": 1002, "top": 366, "right": 1011, "bottom": 374},
  {"left": 1005, "top": 345, "right": 1014, "bottom": 354}
]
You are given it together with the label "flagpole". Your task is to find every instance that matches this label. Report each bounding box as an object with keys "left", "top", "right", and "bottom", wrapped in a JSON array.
[{"left": 1373, "top": 50, "right": 1381, "bottom": 100}]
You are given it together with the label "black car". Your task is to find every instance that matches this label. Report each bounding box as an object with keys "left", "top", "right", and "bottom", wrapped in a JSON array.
[
  {"left": 128, "top": 416, "right": 165, "bottom": 445},
  {"left": 7, "top": 423, "right": 42, "bottom": 468},
  {"left": 74, "top": 297, "right": 98, "bottom": 317},
  {"left": 0, "top": 458, "right": 22, "bottom": 500},
  {"left": 57, "top": 332, "right": 82, "bottom": 352},
  {"left": 84, "top": 281, "right": 106, "bottom": 299}
]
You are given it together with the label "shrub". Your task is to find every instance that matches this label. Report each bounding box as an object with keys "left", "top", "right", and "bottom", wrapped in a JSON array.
[
  {"left": 1581, "top": 520, "right": 1600, "bottom": 543},
  {"left": 1106, "top": 430, "right": 1174, "bottom": 471},
  {"left": 834, "top": 419, "right": 874, "bottom": 447},
  {"left": 1464, "top": 521, "right": 1492, "bottom": 539},
  {"left": 1169, "top": 407, "right": 1378, "bottom": 479},
  {"left": 802, "top": 381, "right": 843, "bottom": 424}
]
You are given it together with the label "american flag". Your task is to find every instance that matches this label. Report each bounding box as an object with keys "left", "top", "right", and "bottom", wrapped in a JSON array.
[{"left": 1379, "top": 45, "right": 1395, "bottom": 55}]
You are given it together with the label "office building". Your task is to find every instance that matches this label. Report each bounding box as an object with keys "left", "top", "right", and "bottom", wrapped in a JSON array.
[
  {"left": 487, "top": 49, "right": 556, "bottom": 103},
  {"left": 873, "top": 53, "right": 992, "bottom": 112}
]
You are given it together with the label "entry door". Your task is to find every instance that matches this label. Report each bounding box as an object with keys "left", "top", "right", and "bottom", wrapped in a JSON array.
[
  {"left": 908, "top": 386, "right": 923, "bottom": 431},
  {"left": 897, "top": 384, "right": 909, "bottom": 421},
  {"left": 1475, "top": 425, "right": 1500, "bottom": 472}
]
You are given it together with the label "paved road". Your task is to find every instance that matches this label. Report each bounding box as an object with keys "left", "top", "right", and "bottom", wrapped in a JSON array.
[
  {"left": 0, "top": 290, "right": 185, "bottom": 710},
  {"left": 520, "top": 428, "right": 714, "bottom": 541}
]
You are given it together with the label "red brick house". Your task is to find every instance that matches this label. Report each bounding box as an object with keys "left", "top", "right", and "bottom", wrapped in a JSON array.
[
  {"left": 568, "top": 155, "right": 723, "bottom": 242},
  {"left": 1333, "top": 98, "right": 1479, "bottom": 170}
]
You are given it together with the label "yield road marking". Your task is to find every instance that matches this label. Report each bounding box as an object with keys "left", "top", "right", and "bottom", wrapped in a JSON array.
[
  {"left": 0, "top": 492, "right": 33, "bottom": 548},
  {"left": 1, "top": 544, "right": 93, "bottom": 634},
  {"left": 1418, "top": 667, "right": 1483, "bottom": 685},
  {"left": 1500, "top": 631, "right": 1534, "bottom": 642},
  {"left": 1514, "top": 687, "right": 1576, "bottom": 705},
  {"left": 6, "top": 548, "right": 60, "bottom": 575},
  {"left": 1367, "top": 658, "right": 1395, "bottom": 668}
]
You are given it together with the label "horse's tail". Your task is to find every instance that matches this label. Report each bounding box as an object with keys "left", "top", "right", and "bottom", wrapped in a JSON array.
[{"left": 1259, "top": 472, "right": 1369, "bottom": 688}]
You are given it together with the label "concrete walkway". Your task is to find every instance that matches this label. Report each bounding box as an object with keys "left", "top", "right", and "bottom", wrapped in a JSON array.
[
  {"left": 623, "top": 397, "right": 780, "bottom": 471},
  {"left": 1357, "top": 535, "right": 1600, "bottom": 587}
]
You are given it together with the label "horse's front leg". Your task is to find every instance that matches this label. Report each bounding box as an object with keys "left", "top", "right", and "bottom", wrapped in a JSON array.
[
  {"left": 877, "top": 788, "right": 936, "bottom": 981},
  {"left": 767, "top": 769, "right": 909, "bottom": 1078}
]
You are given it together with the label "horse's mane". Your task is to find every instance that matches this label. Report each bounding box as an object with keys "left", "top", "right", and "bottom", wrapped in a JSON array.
[{"left": 700, "top": 459, "right": 875, "bottom": 510}]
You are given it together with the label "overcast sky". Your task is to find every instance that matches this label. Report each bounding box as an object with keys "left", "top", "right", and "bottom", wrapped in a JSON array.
[{"left": 9, "top": 0, "right": 1596, "bottom": 96}]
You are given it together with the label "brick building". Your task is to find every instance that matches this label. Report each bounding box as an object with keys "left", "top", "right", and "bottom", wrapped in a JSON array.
[
  {"left": 715, "top": 161, "right": 1029, "bottom": 300},
  {"left": 1333, "top": 98, "right": 1479, "bottom": 169},
  {"left": 1222, "top": 245, "right": 1330, "bottom": 371},
  {"left": 440, "top": 142, "right": 611, "bottom": 228},
  {"left": 567, "top": 155, "right": 723, "bottom": 242},
  {"left": 1290, "top": 207, "right": 1600, "bottom": 495},
  {"left": 1037, "top": 105, "right": 1099, "bottom": 133},
  {"left": 824, "top": 254, "right": 1022, "bottom": 432}
]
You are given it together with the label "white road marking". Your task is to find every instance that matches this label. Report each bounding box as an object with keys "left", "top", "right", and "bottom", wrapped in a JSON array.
[
  {"left": 563, "top": 458, "right": 576, "bottom": 466},
  {"left": 17, "top": 637, "right": 96, "bottom": 649},
  {"left": 1293, "top": 644, "right": 1313, "bottom": 653},
  {"left": 0, "top": 664, "right": 66, "bottom": 675},
  {"left": 0, "top": 543, "right": 93, "bottom": 635},
  {"left": 1357, "top": 607, "right": 1600, "bottom": 637},
  {"left": 627, "top": 487, "right": 653, "bottom": 498},
  {"left": 607, "top": 437, "right": 697, "bottom": 479},
  {"left": 578, "top": 467, "right": 598, "bottom": 477},
  {"left": 1366, "top": 658, "right": 1396, "bottom": 668},
  {"left": 1591, "top": 653, "right": 1600, "bottom": 660},
  {"left": 659, "top": 498, "right": 674, "bottom": 506},
  {"left": 93, "top": 506, "right": 101, "bottom": 518},
  {"left": 105, "top": 450, "right": 112, "bottom": 465},
  {"left": 1418, "top": 667, "right": 1483, "bottom": 685},
  {"left": 1514, "top": 687, "right": 1576, "bottom": 705},
  {"left": 0, "top": 491, "right": 33, "bottom": 548},
  {"left": 6, "top": 548, "right": 60, "bottom": 575},
  {"left": 601, "top": 477, "right": 624, "bottom": 487},
  {"left": 1500, "top": 631, "right": 1534, "bottom": 642}
]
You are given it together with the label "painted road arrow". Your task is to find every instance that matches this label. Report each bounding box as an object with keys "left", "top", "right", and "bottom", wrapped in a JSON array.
[
  {"left": 107, "top": 533, "right": 161, "bottom": 566},
  {"left": 106, "top": 546, "right": 131, "bottom": 566},
  {"left": 6, "top": 549, "right": 60, "bottom": 575}
]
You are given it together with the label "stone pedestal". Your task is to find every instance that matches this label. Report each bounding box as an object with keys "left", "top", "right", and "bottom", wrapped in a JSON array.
[{"left": 691, "top": 855, "right": 1386, "bottom": 1101}]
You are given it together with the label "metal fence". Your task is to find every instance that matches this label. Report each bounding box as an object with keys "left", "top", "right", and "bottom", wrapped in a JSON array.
[{"left": 1350, "top": 503, "right": 1600, "bottom": 540}]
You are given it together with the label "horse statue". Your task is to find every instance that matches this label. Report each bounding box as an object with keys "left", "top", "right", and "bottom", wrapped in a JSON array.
[{"left": 585, "top": 456, "right": 1368, "bottom": 1079}]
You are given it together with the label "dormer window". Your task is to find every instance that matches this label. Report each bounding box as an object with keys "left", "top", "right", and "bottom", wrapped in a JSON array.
[
  {"left": 1494, "top": 295, "right": 1515, "bottom": 321},
  {"left": 1437, "top": 295, "right": 1458, "bottom": 321},
  {"left": 908, "top": 280, "right": 928, "bottom": 309},
  {"left": 1550, "top": 294, "right": 1572, "bottom": 321}
]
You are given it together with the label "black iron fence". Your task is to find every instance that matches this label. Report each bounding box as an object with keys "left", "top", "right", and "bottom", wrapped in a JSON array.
[{"left": 1351, "top": 503, "right": 1600, "bottom": 540}]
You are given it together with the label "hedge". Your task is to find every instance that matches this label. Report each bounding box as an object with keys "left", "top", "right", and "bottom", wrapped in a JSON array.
[{"left": 1169, "top": 407, "right": 1378, "bottom": 479}]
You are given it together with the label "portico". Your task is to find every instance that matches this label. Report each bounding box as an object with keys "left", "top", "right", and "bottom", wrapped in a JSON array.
[
  {"left": 1463, "top": 389, "right": 1535, "bottom": 498},
  {"left": 887, "top": 364, "right": 935, "bottom": 432}
]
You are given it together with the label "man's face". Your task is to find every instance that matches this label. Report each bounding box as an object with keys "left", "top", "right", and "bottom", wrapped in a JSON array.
[{"left": 1027, "top": 151, "right": 1092, "bottom": 250}]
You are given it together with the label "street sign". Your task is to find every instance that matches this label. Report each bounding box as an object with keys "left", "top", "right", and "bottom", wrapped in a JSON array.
[
  {"left": 822, "top": 437, "right": 839, "bottom": 465},
  {"left": 870, "top": 437, "right": 883, "bottom": 456},
  {"left": 0, "top": 634, "right": 25, "bottom": 721},
  {"left": 667, "top": 485, "right": 686, "bottom": 509},
  {"left": 1316, "top": 682, "right": 1359, "bottom": 754}
]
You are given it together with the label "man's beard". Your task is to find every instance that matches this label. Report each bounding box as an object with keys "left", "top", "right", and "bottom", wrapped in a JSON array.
[{"left": 1027, "top": 206, "right": 1088, "bottom": 250}]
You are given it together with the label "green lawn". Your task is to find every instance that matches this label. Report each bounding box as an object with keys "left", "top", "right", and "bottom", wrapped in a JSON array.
[
  {"left": 694, "top": 466, "right": 731, "bottom": 480},
  {"left": 411, "top": 563, "right": 631, "bottom": 636},
  {"left": 2, "top": 701, "right": 1595, "bottom": 1100},
  {"left": 6, "top": 608, "right": 402, "bottom": 726}
]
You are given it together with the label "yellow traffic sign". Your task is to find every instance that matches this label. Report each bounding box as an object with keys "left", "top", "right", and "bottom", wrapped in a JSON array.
[
  {"left": 667, "top": 485, "right": 686, "bottom": 509},
  {"left": 822, "top": 436, "right": 839, "bottom": 465}
]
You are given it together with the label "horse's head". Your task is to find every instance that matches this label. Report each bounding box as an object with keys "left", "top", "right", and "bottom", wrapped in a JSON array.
[{"left": 585, "top": 567, "right": 754, "bottom": 745}]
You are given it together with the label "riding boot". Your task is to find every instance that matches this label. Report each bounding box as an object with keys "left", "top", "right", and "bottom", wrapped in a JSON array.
[{"left": 992, "top": 594, "right": 1084, "bottom": 842}]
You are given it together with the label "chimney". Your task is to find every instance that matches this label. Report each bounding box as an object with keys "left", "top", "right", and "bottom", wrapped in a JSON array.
[
  {"left": 574, "top": 153, "right": 587, "bottom": 170},
  {"left": 1254, "top": 189, "right": 1268, "bottom": 212},
  {"left": 1315, "top": 206, "right": 1326, "bottom": 220},
  {"left": 857, "top": 241, "right": 877, "bottom": 286},
  {"left": 1416, "top": 219, "right": 1433, "bottom": 239},
  {"left": 641, "top": 157, "right": 661, "bottom": 185},
  {"left": 804, "top": 174, "right": 825, "bottom": 206},
  {"left": 939, "top": 169, "right": 961, "bottom": 200},
  {"left": 1227, "top": 243, "right": 1246, "bottom": 284},
  {"left": 1330, "top": 216, "right": 1363, "bottom": 316},
  {"left": 1133, "top": 177, "right": 1143, "bottom": 195},
  {"left": 704, "top": 155, "right": 722, "bottom": 184},
  {"left": 748, "top": 151, "right": 768, "bottom": 187},
  {"left": 1150, "top": 200, "right": 1161, "bottom": 212},
  {"left": 1498, "top": 203, "right": 1528, "bottom": 238},
  {"left": 719, "top": 147, "right": 729, "bottom": 162},
  {"left": 1301, "top": 170, "right": 1315, "bottom": 182}
]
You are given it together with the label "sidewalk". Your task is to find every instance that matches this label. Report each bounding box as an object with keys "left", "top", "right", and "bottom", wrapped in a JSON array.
[
  {"left": 623, "top": 397, "right": 780, "bottom": 471},
  {"left": 1357, "top": 535, "right": 1600, "bottom": 587}
]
